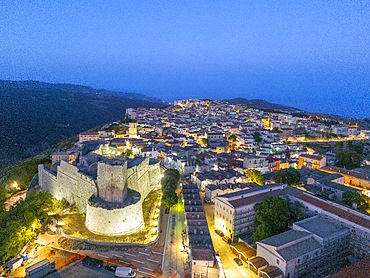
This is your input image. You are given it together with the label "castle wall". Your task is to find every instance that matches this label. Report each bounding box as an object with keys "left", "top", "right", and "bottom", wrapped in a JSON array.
[
  {"left": 85, "top": 199, "right": 144, "bottom": 236},
  {"left": 85, "top": 158, "right": 161, "bottom": 236},
  {"left": 38, "top": 164, "right": 58, "bottom": 196},
  {"left": 148, "top": 163, "right": 162, "bottom": 189},
  {"left": 40, "top": 149, "right": 162, "bottom": 237},
  {"left": 56, "top": 161, "right": 97, "bottom": 212},
  {"left": 128, "top": 171, "right": 150, "bottom": 199},
  {"left": 126, "top": 158, "right": 162, "bottom": 199}
]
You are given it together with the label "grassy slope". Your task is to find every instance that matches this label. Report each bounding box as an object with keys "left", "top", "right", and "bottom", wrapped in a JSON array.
[{"left": 0, "top": 86, "right": 163, "bottom": 167}]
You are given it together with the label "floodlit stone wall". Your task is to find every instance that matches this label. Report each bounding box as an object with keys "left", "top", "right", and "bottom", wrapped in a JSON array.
[
  {"left": 97, "top": 162, "right": 128, "bottom": 203},
  {"left": 38, "top": 164, "right": 58, "bottom": 194},
  {"left": 127, "top": 159, "right": 161, "bottom": 199},
  {"left": 85, "top": 198, "right": 144, "bottom": 236},
  {"left": 39, "top": 161, "right": 97, "bottom": 212},
  {"left": 56, "top": 161, "right": 97, "bottom": 212},
  {"left": 38, "top": 152, "right": 162, "bottom": 236}
]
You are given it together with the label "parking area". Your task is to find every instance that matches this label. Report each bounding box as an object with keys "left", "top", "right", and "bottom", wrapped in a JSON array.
[
  {"left": 12, "top": 209, "right": 170, "bottom": 278},
  {"left": 47, "top": 260, "right": 116, "bottom": 278},
  {"left": 92, "top": 248, "right": 164, "bottom": 277}
]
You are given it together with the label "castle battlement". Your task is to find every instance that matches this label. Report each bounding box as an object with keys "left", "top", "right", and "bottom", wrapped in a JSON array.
[{"left": 38, "top": 140, "right": 162, "bottom": 236}]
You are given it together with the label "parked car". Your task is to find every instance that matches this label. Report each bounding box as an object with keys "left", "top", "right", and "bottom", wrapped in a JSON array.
[
  {"left": 222, "top": 236, "right": 231, "bottom": 244},
  {"left": 104, "top": 264, "right": 117, "bottom": 272},
  {"left": 82, "top": 256, "right": 103, "bottom": 268},
  {"left": 214, "top": 229, "right": 224, "bottom": 237},
  {"left": 234, "top": 258, "right": 243, "bottom": 266},
  {"left": 115, "top": 266, "right": 136, "bottom": 277}
]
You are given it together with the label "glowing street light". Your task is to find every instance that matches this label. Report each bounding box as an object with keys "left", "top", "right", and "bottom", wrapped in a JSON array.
[{"left": 12, "top": 181, "right": 20, "bottom": 190}]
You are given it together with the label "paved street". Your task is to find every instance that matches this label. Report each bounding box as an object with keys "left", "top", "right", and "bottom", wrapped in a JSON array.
[
  {"left": 201, "top": 194, "right": 258, "bottom": 278},
  {"left": 4, "top": 190, "right": 26, "bottom": 211},
  {"left": 162, "top": 201, "right": 186, "bottom": 278}
]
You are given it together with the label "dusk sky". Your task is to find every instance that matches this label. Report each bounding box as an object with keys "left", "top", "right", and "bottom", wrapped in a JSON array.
[{"left": 0, "top": 1, "right": 369, "bottom": 118}]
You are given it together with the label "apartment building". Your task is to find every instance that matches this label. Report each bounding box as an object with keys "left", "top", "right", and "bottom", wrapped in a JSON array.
[
  {"left": 298, "top": 154, "right": 326, "bottom": 169},
  {"left": 257, "top": 216, "right": 349, "bottom": 278},
  {"left": 214, "top": 184, "right": 286, "bottom": 239},
  {"left": 243, "top": 155, "right": 269, "bottom": 173},
  {"left": 214, "top": 184, "right": 370, "bottom": 259}
]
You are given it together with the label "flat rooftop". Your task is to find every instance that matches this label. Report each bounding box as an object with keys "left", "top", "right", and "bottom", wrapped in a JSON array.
[
  {"left": 259, "top": 230, "right": 311, "bottom": 248},
  {"left": 294, "top": 216, "right": 348, "bottom": 239}
]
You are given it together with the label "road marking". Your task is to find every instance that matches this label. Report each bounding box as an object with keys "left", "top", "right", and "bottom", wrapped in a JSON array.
[
  {"left": 151, "top": 251, "right": 163, "bottom": 255},
  {"left": 147, "top": 258, "right": 159, "bottom": 263},
  {"left": 141, "top": 266, "right": 154, "bottom": 272},
  {"left": 133, "top": 259, "right": 145, "bottom": 264},
  {"left": 138, "top": 251, "right": 150, "bottom": 256},
  {"left": 113, "top": 254, "right": 123, "bottom": 258},
  {"left": 98, "top": 254, "right": 109, "bottom": 258},
  {"left": 123, "top": 252, "right": 136, "bottom": 257},
  {"left": 119, "top": 259, "right": 131, "bottom": 265},
  {"left": 137, "top": 269, "right": 155, "bottom": 277}
]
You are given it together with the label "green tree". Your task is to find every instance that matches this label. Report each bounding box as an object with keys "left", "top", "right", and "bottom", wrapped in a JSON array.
[
  {"left": 0, "top": 157, "right": 51, "bottom": 204},
  {"left": 289, "top": 201, "right": 306, "bottom": 223},
  {"left": 161, "top": 191, "right": 178, "bottom": 209},
  {"left": 347, "top": 141, "right": 364, "bottom": 155},
  {"left": 274, "top": 168, "right": 300, "bottom": 185},
  {"left": 253, "top": 197, "right": 291, "bottom": 241},
  {"left": 336, "top": 141, "right": 344, "bottom": 148},
  {"left": 246, "top": 169, "right": 264, "bottom": 185},
  {"left": 105, "top": 123, "right": 128, "bottom": 133},
  {"left": 342, "top": 192, "right": 369, "bottom": 212},
  {"left": 0, "top": 192, "right": 54, "bottom": 263},
  {"left": 125, "top": 149, "right": 134, "bottom": 158},
  {"left": 253, "top": 132, "right": 262, "bottom": 143},
  {"left": 336, "top": 150, "right": 362, "bottom": 169},
  {"left": 200, "top": 138, "right": 208, "bottom": 147},
  {"left": 161, "top": 169, "right": 180, "bottom": 208},
  {"left": 253, "top": 197, "right": 306, "bottom": 242},
  {"left": 229, "top": 134, "right": 238, "bottom": 142}
]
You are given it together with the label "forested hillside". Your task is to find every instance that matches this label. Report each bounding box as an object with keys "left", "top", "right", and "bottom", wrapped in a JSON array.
[{"left": 0, "top": 80, "right": 163, "bottom": 168}]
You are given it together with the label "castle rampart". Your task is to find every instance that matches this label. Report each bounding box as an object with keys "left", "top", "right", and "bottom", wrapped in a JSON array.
[
  {"left": 85, "top": 190, "right": 144, "bottom": 236},
  {"left": 38, "top": 143, "right": 162, "bottom": 237}
]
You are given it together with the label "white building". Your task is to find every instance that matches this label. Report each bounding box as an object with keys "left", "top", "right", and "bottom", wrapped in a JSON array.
[
  {"left": 214, "top": 184, "right": 286, "bottom": 239},
  {"left": 243, "top": 155, "right": 269, "bottom": 173},
  {"left": 257, "top": 216, "right": 349, "bottom": 278}
]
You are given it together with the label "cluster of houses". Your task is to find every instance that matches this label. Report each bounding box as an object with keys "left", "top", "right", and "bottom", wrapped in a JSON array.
[
  {"left": 52, "top": 99, "right": 370, "bottom": 278},
  {"left": 214, "top": 184, "right": 370, "bottom": 277}
]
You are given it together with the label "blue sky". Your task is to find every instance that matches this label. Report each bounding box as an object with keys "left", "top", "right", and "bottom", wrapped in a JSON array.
[{"left": 0, "top": 1, "right": 369, "bottom": 118}]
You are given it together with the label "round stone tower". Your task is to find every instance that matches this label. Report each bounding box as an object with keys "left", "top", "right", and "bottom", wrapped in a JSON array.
[{"left": 85, "top": 158, "right": 145, "bottom": 235}]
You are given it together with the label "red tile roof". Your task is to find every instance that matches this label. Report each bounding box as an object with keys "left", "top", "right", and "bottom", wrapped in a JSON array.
[
  {"left": 329, "top": 256, "right": 370, "bottom": 278},
  {"left": 285, "top": 186, "right": 370, "bottom": 230}
]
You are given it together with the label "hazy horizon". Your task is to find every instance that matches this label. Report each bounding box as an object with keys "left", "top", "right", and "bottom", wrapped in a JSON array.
[{"left": 1, "top": 1, "right": 369, "bottom": 118}]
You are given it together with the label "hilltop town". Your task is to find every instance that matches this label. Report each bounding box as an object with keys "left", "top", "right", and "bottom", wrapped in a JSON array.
[{"left": 4, "top": 99, "right": 370, "bottom": 278}]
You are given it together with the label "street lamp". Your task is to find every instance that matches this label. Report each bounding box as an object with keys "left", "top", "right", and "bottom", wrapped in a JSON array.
[{"left": 12, "top": 181, "right": 19, "bottom": 190}]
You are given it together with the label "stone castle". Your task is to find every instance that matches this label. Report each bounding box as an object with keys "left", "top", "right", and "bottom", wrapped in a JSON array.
[{"left": 38, "top": 141, "right": 161, "bottom": 236}]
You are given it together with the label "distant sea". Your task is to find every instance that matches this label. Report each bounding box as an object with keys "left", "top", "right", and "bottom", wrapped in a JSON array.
[{"left": 170, "top": 93, "right": 369, "bottom": 120}]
